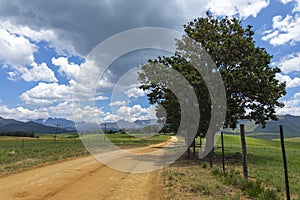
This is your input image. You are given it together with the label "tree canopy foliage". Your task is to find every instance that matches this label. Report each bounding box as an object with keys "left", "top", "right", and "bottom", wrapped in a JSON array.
[{"left": 139, "top": 14, "right": 286, "bottom": 137}]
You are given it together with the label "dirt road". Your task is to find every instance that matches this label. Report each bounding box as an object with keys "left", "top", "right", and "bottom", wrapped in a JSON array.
[{"left": 0, "top": 138, "right": 182, "bottom": 200}]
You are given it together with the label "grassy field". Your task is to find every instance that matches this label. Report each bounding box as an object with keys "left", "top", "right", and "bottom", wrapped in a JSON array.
[
  {"left": 272, "top": 137, "right": 300, "bottom": 142},
  {"left": 215, "top": 135, "right": 300, "bottom": 198},
  {"left": 162, "top": 134, "right": 300, "bottom": 199},
  {"left": 0, "top": 133, "right": 170, "bottom": 176},
  {"left": 80, "top": 133, "right": 171, "bottom": 148}
]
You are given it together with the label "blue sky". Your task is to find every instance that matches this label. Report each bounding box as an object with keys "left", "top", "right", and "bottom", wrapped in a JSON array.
[{"left": 0, "top": 0, "right": 299, "bottom": 122}]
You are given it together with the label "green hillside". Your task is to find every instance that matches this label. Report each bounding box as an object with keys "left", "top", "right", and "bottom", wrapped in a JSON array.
[
  {"left": 223, "top": 114, "right": 300, "bottom": 139},
  {"left": 255, "top": 114, "right": 300, "bottom": 137}
]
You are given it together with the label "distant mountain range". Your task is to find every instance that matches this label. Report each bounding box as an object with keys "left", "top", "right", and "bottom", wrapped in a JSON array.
[
  {"left": 34, "top": 118, "right": 76, "bottom": 131},
  {"left": 0, "top": 117, "right": 70, "bottom": 134},
  {"left": 33, "top": 118, "right": 158, "bottom": 133},
  {"left": 223, "top": 114, "right": 300, "bottom": 139},
  {"left": 1, "top": 115, "right": 299, "bottom": 138}
]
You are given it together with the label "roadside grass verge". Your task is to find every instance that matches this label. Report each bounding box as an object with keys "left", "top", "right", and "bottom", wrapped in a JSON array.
[
  {"left": 162, "top": 134, "right": 299, "bottom": 199},
  {"left": 162, "top": 156, "right": 246, "bottom": 200},
  {"left": 211, "top": 168, "right": 280, "bottom": 199},
  {"left": 213, "top": 134, "right": 300, "bottom": 198}
]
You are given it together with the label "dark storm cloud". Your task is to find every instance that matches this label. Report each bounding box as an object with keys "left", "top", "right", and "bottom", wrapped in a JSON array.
[{"left": 0, "top": 0, "right": 206, "bottom": 55}]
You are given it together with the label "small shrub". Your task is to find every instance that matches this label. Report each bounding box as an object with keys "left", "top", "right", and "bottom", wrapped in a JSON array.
[
  {"left": 226, "top": 173, "right": 242, "bottom": 186},
  {"left": 211, "top": 168, "right": 220, "bottom": 176},
  {"left": 223, "top": 193, "right": 241, "bottom": 200},
  {"left": 67, "top": 135, "right": 79, "bottom": 138},
  {"left": 190, "top": 181, "right": 215, "bottom": 195},
  {"left": 202, "top": 162, "right": 208, "bottom": 169},
  {"left": 259, "top": 188, "right": 280, "bottom": 200},
  {"left": 211, "top": 168, "right": 278, "bottom": 199},
  {"left": 163, "top": 171, "right": 174, "bottom": 181},
  {"left": 190, "top": 182, "right": 205, "bottom": 192},
  {"left": 242, "top": 180, "right": 264, "bottom": 197}
]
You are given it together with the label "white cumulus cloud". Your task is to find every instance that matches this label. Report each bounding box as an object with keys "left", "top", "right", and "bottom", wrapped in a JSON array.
[
  {"left": 205, "top": 0, "right": 270, "bottom": 18},
  {"left": 114, "top": 105, "right": 149, "bottom": 122},
  {"left": 0, "top": 21, "right": 59, "bottom": 83},
  {"left": 21, "top": 62, "right": 58, "bottom": 82},
  {"left": 102, "top": 104, "right": 157, "bottom": 122},
  {"left": 0, "top": 19, "right": 76, "bottom": 55},
  {"left": 0, "top": 105, "right": 49, "bottom": 121},
  {"left": 124, "top": 87, "right": 145, "bottom": 98},
  {"left": 20, "top": 80, "right": 108, "bottom": 107},
  {"left": 263, "top": 1, "right": 300, "bottom": 46},
  {"left": 7, "top": 62, "right": 57, "bottom": 83},
  {"left": 0, "top": 28, "right": 36, "bottom": 67},
  {"left": 0, "top": 102, "right": 105, "bottom": 123},
  {"left": 277, "top": 92, "right": 300, "bottom": 115},
  {"left": 52, "top": 57, "right": 81, "bottom": 80},
  {"left": 20, "top": 82, "right": 73, "bottom": 106},
  {"left": 276, "top": 73, "right": 300, "bottom": 88},
  {"left": 109, "top": 101, "right": 127, "bottom": 106},
  {"left": 274, "top": 52, "right": 300, "bottom": 74},
  {"left": 59, "top": 102, "right": 105, "bottom": 123}
]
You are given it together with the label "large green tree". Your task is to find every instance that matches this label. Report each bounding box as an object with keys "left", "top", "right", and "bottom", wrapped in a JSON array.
[{"left": 139, "top": 14, "right": 286, "bottom": 138}]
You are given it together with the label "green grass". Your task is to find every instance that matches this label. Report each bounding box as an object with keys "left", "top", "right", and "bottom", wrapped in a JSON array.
[
  {"left": 0, "top": 133, "right": 170, "bottom": 176},
  {"left": 272, "top": 137, "right": 300, "bottom": 142},
  {"left": 213, "top": 135, "right": 300, "bottom": 199},
  {"left": 106, "top": 133, "right": 170, "bottom": 147},
  {"left": 164, "top": 134, "right": 300, "bottom": 199},
  {"left": 162, "top": 157, "right": 245, "bottom": 200},
  {"left": 212, "top": 168, "right": 280, "bottom": 199},
  {"left": 78, "top": 133, "right": 171, "bottom": 149},
  {"left": 0, "top": 137, "right": 88, "bottom": 176}
]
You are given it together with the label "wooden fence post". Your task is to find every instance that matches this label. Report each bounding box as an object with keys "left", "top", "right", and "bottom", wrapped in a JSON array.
[
  {"left": 193, "top": 138, "right": 196, "bottom": 158},
  {"left": 240, "top": 124, "right": 248, "bottom": 181},
  {"left": 209, "top": 148, "right": 213, "bottom": 168},
  {"left": 221, "top": 131, "right": 225, "bottom": 173},
  {"left": 186, "top": 134, "right": 190, "bottom": 157},
  {"left": 279, "top": 125, "right": 290, "bottom": 200},
  {"left": 200, "top": 136, "right": 202, "bottom": 149},
  {"left": 54, "top": 123, "right": 59, "bottom": 143}
]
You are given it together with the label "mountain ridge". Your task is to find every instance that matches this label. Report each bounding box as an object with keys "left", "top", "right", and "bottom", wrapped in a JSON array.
[
  {"left": 0, "top": 117, "right": 70, "bottom": 134},
  {"left": 33, "top": 117, "right": 158, "bottom": 132},
  {"left": 1, "top": 114, "right": 299, "bottom": 138},
  {"left": 223, "top": 114, "right": 300, "bottom": 139}
]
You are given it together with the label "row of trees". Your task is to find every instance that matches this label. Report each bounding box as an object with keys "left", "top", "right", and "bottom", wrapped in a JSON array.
[{"left": 0, "top": 131, "right": 35, "bottom": 137}]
